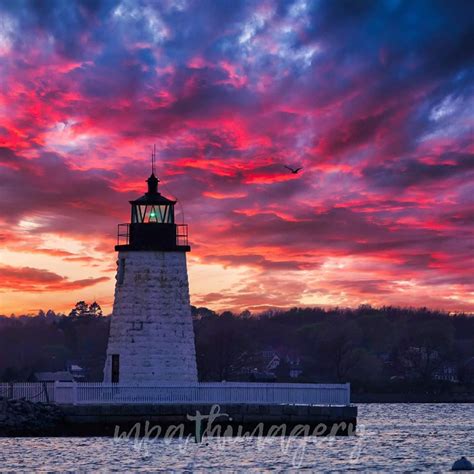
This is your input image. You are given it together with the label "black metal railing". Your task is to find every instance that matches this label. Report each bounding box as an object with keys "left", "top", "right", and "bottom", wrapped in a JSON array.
[
  {"left": 117, "top": 223, "right": 130, "bottom": 246},
  {"left": 116, "top": 223, "right": 189, "bottom": 247},
  {"left": 176, "top": 224, "right": 189, "bottom": 246}
]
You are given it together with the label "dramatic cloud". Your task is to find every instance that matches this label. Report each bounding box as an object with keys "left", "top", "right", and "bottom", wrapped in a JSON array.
[
  {"left": 0, "top": 265, "right": 109, "bottom": 292},
  {"left": 0, "top": 0, "right": 473, "bottom": 314}
]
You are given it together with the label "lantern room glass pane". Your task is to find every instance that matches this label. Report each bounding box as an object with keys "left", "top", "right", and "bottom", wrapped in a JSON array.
[
  {"left": 132, "top": 204, "right": 174, "bottom": 223},
  {"left": 131, "top": 206, "right": 138, "bottom": 223}
]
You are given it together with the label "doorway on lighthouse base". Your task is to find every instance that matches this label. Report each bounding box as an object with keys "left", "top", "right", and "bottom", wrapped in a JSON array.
[{"left": 111, "top": 354, "right": 120, "bottom": 383}]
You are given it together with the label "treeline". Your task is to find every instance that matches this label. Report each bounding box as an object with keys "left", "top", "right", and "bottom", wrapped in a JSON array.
[{"left": 0, "top": 305, "right": 473, "bottom": 393}]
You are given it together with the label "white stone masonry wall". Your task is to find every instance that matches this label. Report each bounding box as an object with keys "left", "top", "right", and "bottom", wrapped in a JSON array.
[{"left": 103, "top": 251, "right": 198, "bottom": 384}]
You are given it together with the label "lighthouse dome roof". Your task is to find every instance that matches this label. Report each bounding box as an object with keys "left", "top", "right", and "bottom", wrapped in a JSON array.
[
  {"left": 129, "top": 172, "right": 177, "bottom": 205},
  {"left": 130, "top": 193, "right": 176, "bottom": 205}
]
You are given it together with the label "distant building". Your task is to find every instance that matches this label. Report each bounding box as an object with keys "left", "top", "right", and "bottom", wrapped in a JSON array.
[
  {"left": 34, "top": 371, "right": 74, "bottom": 383},
  {"left": 34, "top": 364, "right": 86, "bottom": 383},
  {"left": 250, "top": 370, "right": 276, "bottom": 382},
  {"left": 284, "top": 354, "right": 303, "bottom": 378},
  {"left": 236, "top": 348, "right": 303, "bottom": 380},
  {"left": 265, "top": 353, "right": 281, "bottom": 371},
  {"left": 68, "top": 364, "right": 86, "bottom": 381},
  {"left": 433, "top": 364, "right": 459, "bottom": 383}
]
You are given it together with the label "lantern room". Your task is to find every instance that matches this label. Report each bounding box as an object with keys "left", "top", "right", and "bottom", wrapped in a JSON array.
[
  {"left": 115, "top": 172, "right": 190, "bottom": 252},
  {"left": 131, "top": 174, "right": 175, "bottom": 224}
]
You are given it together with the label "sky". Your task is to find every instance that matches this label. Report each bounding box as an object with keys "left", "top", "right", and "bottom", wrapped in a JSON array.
[{"left": 0, "top": 0, "right": 473, "bottom": 315}]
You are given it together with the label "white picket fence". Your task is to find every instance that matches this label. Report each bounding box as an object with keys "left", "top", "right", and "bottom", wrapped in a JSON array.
[
  {"left": 0, "top": 382, "right": 55, "bottom": 403},
  {"left": 1, "top": 382, "right": 351, "bottom": 406}
]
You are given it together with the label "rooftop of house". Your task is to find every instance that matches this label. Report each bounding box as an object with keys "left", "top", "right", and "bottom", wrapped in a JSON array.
[{"left": 34, "top": 371, "right": 74, "bottom": 382}]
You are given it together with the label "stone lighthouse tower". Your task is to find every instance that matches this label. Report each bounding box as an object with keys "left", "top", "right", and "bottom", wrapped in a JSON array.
[{"left": 103, "top": 160, "right": 197, "bottom": 384}]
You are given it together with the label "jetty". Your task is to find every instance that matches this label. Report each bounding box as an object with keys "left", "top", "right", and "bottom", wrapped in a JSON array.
[{"left": 0, "top": 382, "right": 357, "bottom": 437}]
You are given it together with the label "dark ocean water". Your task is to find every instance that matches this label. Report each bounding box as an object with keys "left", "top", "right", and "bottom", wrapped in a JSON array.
[{"left": 0, "top": 404, "right": 472, "bottom": 472}]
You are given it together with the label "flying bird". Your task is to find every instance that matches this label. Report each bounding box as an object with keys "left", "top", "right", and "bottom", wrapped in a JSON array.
[{"left": 284, "top": 165, "right": 303, "bottom": 174}]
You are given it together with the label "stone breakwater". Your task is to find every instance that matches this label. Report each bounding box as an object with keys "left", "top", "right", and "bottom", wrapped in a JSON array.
[
  {"left": 61, "top": 403, "right": 358, "bottom": 437},
  {"left": 0, "top": 398, "right": 64, "bottom": 436},
  {"left": 0, "top": 401, "right": 357, "bottom": 437}
]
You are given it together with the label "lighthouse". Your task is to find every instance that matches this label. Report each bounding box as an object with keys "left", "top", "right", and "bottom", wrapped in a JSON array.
[{"left": 103, "top": 158, "right": 198, "bottom": 384}]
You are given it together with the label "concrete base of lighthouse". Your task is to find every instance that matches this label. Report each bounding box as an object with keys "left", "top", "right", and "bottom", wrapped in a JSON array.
[{"left": 103, "top": 251, "right": 197, "bottom": 384}]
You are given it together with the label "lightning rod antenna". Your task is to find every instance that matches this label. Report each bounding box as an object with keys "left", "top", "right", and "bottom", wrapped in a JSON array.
[{"left": 151, "top": 144, "right": 156, "bottom": 174}]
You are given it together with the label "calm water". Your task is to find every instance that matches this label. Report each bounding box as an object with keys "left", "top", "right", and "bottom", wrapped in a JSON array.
[{"left": 0, "top": 404, "right": 472, "bottom": 472}]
